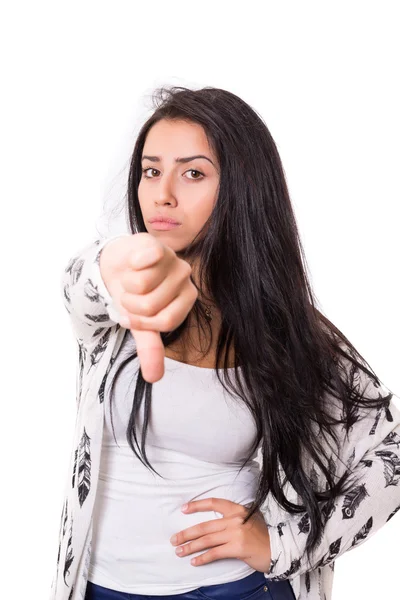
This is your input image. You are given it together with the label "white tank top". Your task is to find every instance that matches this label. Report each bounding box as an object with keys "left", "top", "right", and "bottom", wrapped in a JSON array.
[{"left": 88, "top": 331, "right": 261, "bottom": 594}]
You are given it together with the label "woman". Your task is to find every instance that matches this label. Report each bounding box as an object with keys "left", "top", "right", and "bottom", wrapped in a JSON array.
[{"left": 50, "top": 86, "right": 400, "bottom": 600}]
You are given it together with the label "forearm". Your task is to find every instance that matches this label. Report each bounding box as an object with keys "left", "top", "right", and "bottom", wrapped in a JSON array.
[
  {"left": 263, "top": 380, "right": 400, "bottom": 580},
  {"left": 61, "top": 234, "right": 130, "bottom": 348}
]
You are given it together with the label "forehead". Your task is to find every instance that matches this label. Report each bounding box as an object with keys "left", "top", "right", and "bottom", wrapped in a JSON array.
[{"left": 143, "top": 119, "right": 212, "bottom": 155}]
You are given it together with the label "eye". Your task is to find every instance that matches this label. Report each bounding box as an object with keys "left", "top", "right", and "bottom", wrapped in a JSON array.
[
  {"left": 185, "top": 169, "right": 204, "bottom": 180},
  {"left": 142, "top": 167, "right": 158, "bottom": 179},
  {"left": 141, "top": 168, "right": 204, "bottom": 181}
]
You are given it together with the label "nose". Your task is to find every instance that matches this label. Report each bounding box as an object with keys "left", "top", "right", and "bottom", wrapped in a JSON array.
[{"left": 154, "top": 173, "right": 177, "bottom": 206}]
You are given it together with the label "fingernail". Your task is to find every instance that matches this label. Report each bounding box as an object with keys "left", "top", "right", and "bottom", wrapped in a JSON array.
[{"left": 181, "top": 503, "right": 188, "bottom": 512}]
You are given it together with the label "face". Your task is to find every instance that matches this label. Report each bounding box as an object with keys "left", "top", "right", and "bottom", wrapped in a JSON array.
[{"left": 138, "top": 119, "right": 220, "bottom": 256}]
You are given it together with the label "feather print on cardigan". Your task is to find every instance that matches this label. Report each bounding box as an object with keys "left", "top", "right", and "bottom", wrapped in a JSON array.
[
  {"left": 75, "top": 428, "right": 91, "bottom": 508},
  {"left": 49, "top": 234, "right": 400, "bottom": 600}
]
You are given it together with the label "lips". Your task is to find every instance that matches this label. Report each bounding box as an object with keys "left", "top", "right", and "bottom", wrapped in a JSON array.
[
  {"left": 150, "top": 222, "right": 180, "bottom": 231},
  {"left": 148, "top": 216, "right": 181, "bottom": 224}
]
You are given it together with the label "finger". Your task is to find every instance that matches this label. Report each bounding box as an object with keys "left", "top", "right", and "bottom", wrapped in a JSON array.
[
  {"left": 131, "top": 245, "right": 164, "bottom": 272},
  {"left": 190, "top": 540, "right": 239, "bottom": 566},
  {"left": 127, "top": 243, "right": 176, "bottom": 292},
  {"left": 129, "top": 328, "right": 165, "bottom": 383},
  {"left": 125, "top": 281, "right": 197, "bottom": 332},
  {"left": 121, "top": 261, "right": 192, "bottom": 317},
  {"left": 184, "top": 498, "right": 244, "bottom": 517},
  {"left": 124, "top": 255, "right": 168, "bottom": 295},
  {"left": 174, "top": 531, "right": 230, "bottom": 560},
  {"left": 171, "top": 518, "right": 226, "bottom": 547}
]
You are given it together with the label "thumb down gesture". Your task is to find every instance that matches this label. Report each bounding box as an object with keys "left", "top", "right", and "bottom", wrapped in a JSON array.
[{"left": 100, "top": 233, "right": 198, "bottom": 383}]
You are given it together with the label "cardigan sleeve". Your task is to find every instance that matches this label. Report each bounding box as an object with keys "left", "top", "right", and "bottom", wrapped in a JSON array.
[
  {"left": 263, "top": 368, "right": 400, "bottom": 581},
  {"left": 60, "top": 233, "right": 131, "bottom": 348}
]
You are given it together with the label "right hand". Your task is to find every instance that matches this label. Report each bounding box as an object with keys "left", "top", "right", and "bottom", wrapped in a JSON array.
[{"left": 100, "top": 233, "right": 198, "bottom": 383}]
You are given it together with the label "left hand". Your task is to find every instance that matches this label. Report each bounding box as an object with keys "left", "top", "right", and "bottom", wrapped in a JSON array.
[{"left": 170, "top": 498, "right": 272, "bottom": 572}]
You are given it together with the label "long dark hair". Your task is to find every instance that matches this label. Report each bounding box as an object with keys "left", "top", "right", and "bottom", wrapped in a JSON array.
[{"left": 107, "top": 85, "right": 394, "bottom": 568}]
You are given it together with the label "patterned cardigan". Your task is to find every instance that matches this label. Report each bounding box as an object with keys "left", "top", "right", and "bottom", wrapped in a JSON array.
[{"left": 49, "top": 234, "right": 400, "bottom": 600}]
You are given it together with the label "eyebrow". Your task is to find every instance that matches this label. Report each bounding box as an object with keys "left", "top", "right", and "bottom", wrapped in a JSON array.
[{"left": 141, "top": 154, "right": 215, "bottom": 167}]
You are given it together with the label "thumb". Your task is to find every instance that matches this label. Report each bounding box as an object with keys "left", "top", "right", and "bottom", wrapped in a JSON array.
[{"left": 129, "top": 328, "right": 165, "bottom": 383}]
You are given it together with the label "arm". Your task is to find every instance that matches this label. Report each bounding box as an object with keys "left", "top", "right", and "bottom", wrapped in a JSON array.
[
  {"left": 61, "top": 233, "right": 131, "bottom": 348},
  {"left": 263, "top": 370, "right": 400, "bottom": 580}
]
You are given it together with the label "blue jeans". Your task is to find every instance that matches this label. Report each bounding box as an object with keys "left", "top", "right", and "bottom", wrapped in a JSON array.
[{"left": 85, "top": 571, "right": 296, "bottom": 600}]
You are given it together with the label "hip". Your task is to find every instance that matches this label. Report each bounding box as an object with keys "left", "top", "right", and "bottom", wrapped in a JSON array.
[{"left": 85, "top": 570, "right": 296, "bottom": 600}]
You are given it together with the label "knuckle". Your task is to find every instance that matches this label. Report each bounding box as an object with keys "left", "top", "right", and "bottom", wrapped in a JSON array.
[
  {"left": 151, "top": 245, "right": 163, "bottom": 262},
  {"left": 201, "top": 534, "right": 212, "bottom": 546},
  {"left": 208, "top": 549, "right": 218, "bottom": 561},
  {"left": 177, "top": 259, "right": 191, "bottom": 278},
  {"left": 235, "top": 513, "right": 243, "bottom": 523},
  {"left": 236, "top": 537, "right": 246, "bottom": 554},
  {"left": 197, "top": 523, "right": 207, "bottom": 536},
  {"left": 120, "top": 291, "right": 131, "bottom": 310},
  {"left": 183, "top": 260, "right": 192, "bottom": 276},
  {"left": 136, "top": 278, "right": 149, "bottom": 295},
  {"left": 235, "top": 515, "right": 245, "bottom": 529},
  {"left": 236, "top": 525, "right": 245, "bottom": 540},
  {"left": 126, "top": 271, "right": 148, "bottom": 295},
  {"left": 140, "top": 299, "right": 156, "bottom": 316},
  {"left": 160, "top": 313, "right": 175, "bottom": 331}
]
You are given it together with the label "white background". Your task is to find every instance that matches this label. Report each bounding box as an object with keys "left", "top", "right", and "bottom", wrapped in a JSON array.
[{"left": 1, "top": 2, "right": 399, "bottom": 599}]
